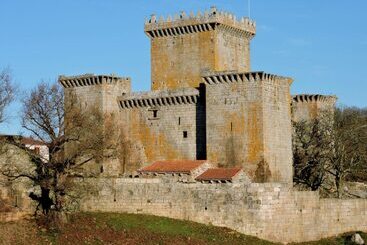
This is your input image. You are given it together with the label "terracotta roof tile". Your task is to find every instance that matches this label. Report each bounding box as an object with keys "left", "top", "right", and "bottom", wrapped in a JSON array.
[
  {"left": 0, "top": 135, "right": 47, "bottom": 146},
  {"left": 20, "top": 137, "right": 47, "bottom": 146},
  {"left": 195, "top": 168, "right": 242, "bottom": 181},
  {"left": 138, "top": 160, "right": 207, "bottom": 174}
]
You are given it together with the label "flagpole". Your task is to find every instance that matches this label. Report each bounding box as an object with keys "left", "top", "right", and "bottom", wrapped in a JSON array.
[{"left": 248, "top": 0, "right": 251, "bottom": 18}]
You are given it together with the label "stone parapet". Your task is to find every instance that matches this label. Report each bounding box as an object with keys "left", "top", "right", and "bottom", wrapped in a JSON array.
[
  {"left": 59, "top": 74, "right": 131, "bottom": 88},
  {"left": 202, "top": 71, "right": 293, "bottom": 85},
  {"left": 118, "top": 88, "right": 200, "bottom": 109},
  {"left": 292, "top": 94, "right": 337, "bottom": 122},
  {"left": 292, "top": 94, "right": 337, "bottom": 105},
  {"left": 145, "top": 6, "right": 256, "bottom": 39}
]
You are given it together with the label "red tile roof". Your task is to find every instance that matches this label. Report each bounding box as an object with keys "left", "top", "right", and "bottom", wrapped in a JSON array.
[
  {"left": 0, "top": 135, "right": 47, "bottom": 146},
  {"left": 20, "top": 137, "right": 47, "bottom": 146},
  {"left": 138, "top": 160, "right": 207, "bottom": 174},
  {"left": 195, "top": 168, "right": 242, "bottom": 181}
]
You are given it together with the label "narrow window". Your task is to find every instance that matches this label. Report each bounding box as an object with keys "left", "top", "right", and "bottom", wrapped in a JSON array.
[
  {"left": 100, "top": 165, "right": 104, "bottom": 173},
  {"left": 153, "top": 110, "right": 158, "bottom": 118},
  {"left": 183, "top": 131, "right": 188, "bottom": 138},
  {"left": 230, "top": 122, "right": 233, "bottom": 132},
  {"left": 34, "top": 147, "right": 40, "bottom": 155},
  {"left": 178, "top": 117, "right": 181, "bottom": 125}
]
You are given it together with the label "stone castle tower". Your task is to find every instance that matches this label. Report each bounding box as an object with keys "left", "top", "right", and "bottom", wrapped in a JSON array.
[
  {"left": 59, "top": 7, "right": 334, "bottom": 184},
  {"left": 292, "top": 94, "right": 337, "bottom": 122},
  {"left": 145, "top": 6, "right": 255, "bottom": 90}
]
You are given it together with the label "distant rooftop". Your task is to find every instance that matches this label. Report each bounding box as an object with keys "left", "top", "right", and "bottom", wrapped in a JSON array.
[
  {"left": 138, "top": 160, "right": 207, "bottom": 174},
  {"left": 0, "top": 135, "right": 47, "bottom": 146}
]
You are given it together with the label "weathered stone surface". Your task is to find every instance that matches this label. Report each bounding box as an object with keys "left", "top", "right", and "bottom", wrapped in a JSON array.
[
  {"left": 292, "top": 94, "right": 337, "bottom": 122},
  {"left": 0, "top": 143, "right": 36, "bottom": 216},
  {"left": 80, "top": 177, "right": 367, "bottom": 244},
  {"left": 146, "top": 7, "right": 255, "bottom": 90}
]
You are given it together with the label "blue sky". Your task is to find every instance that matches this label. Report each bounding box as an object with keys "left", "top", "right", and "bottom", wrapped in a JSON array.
[{"left": 0, "top": 0, "right": 366, "bottom": 134}]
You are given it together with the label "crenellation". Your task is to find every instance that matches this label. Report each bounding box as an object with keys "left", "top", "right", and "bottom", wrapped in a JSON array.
[
  {"left": 118, "top": 88, "right": 200, "bottom": 109},
  {"left": 292, "top": 94, "right": 337, "bottom": 104},
  {"left": 292, "top": 94, "right": 337, "bottom": 122},
  {"left": 59, "top": 74, "right": 130, "bottom": 88},
  {"left": 202, "top": 71, "right": 292, "bottom": 85},
  {"left": 144, "top": 7, "right": 256, "bottom": 39}
]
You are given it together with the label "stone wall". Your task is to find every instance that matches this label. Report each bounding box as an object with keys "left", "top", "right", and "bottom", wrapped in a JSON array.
[
  {"left": 0, "top": 143, "right": 35, "bottom": 216},
  {"left": 292, "top": 94, "right": 337, "bottom": 122},
  {"left": 60, "top": 75, "right": 131, "bottom": 114},
  {"left": 59, "top": 74, "right": 132, "bottom": 176},
  {"left": 205, "top": 73, "right": 264, "bottom": 172},
  {"left": 262, "top": 76, "right": 293, "bottom": 183},
  {"left": 118, "top": 88, "right": 206, "bottom": 172},
  {"left": 204, "top": 72, "right": 293, "bottom": 183},
  {"left": 80, "top": 177, "right": 367, "bottom": 243}
]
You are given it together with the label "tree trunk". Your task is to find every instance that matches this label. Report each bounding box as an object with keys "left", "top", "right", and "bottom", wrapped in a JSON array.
[{"left": 335, "top": 175, "right": 342, "bottom": 198}]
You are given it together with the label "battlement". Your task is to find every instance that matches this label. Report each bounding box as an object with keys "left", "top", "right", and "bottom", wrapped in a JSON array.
[
  {"left": 118, "top": 88, "right": 199, "bottom": 109},
  {"left": 59, "top": 74, "right": 131, "bottom": 88},
  {"left": 144, "top": 6, "right": 256, "bottom": 39},
  {"left": 292, "top": 94, "right": 337, "bottom": 104},
  {"left": 202, "top": 71, "right": 292, "bottom": 85}
]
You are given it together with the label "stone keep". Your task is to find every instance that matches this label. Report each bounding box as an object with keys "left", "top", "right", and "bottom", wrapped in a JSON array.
[
  {"left": 145, "top": 6, "right": 256, "bottom": 90},
  {"left": 59, "top": 7, "right": 327, "bottom": 183}
]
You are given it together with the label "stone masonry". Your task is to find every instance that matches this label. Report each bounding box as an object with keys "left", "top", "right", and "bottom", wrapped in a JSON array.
[
  {"left": 59, "top": 7, "right": 295, "bottom": 183},
  {"left": 57, "top": 7, "right": 367, "bottom": 243},
  {"left": 80, "top": 178, "right": 367, "bottom": 243}
]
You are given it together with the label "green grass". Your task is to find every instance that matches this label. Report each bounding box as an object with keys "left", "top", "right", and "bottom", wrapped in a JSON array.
[
  {"left": 91, "top": 212, "right": 275, "bottom": 245},
  {"left": 1, "top": 212, "right": 366, "bottom": 244}
]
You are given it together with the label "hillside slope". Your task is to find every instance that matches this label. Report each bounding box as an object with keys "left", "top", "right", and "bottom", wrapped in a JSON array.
[{"left": 0, "top": 212, "right": 365, "bottom": 244}]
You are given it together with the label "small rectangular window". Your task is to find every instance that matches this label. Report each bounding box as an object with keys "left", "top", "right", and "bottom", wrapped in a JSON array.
[
  {"left": 178, "top": 117, "right": 181, "bottom": 125},
  {"left": 183, "top": 131, "right": 188, "bottom": 138},
  {"left": 34, "top": 147, "right": 40, "bottom": 155},
  {"left": 153, "top": 110, "right": 158, "bottom": 118}
]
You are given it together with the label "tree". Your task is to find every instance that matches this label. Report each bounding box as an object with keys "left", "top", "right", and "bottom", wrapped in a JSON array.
[
  {"left": 0, "top": 67, "right": 15, "bottom": 124},
  {"left": 292, "top": 114, "right": 334, "bottom": 191},
  {"left": 0, "top": 67, "right": 16, "bottom": 211},
  {"left": 327, "top": 107, "right": 367, "bottom": 197},
  {"left": 293, "top": 107, "right": 367, "bottom": 197},
  {"left": 0, "top": 81, "right": 118, "bottom": 226}
]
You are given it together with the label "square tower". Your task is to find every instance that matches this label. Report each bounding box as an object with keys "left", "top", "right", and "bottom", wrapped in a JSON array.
[{"left": 145, "top": 7, "right": 256, "bottom": 90}]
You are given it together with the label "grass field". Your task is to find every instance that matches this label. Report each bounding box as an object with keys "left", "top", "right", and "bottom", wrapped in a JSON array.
[{"left": 0, "top": 212, "right": 365, "bottom": 244}]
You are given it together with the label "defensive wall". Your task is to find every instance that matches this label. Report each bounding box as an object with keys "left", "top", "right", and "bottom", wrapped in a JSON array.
[{"left": 80, "top": 177, "right": 367, "bottom": 244}]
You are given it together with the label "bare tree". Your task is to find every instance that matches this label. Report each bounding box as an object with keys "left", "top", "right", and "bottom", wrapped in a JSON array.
[
  {"left": 0, "top": 67, "right": 15, "bottom": 124},
  {"left": 293, "top": 107, "right": 367, "bottom": 197},
  {"left": 327, "top": 107, "right": 367, "bottom": 197},
  {"left": 0, "top": 67, "right": 16, "bottom": 211},
  {"left": 292, "top": 115, "right": 334, "bottom": 191},
  {"left": 0, "top": 81, "right": 118, "bottom": 225}
]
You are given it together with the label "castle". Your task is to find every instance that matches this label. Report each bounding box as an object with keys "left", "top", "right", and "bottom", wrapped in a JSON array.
[
  {"left": 55, "top": 7, "right": 367, "bottom": 243},
  {"left": 59, "top": 6, "right": 335, "bottom": 183}
]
